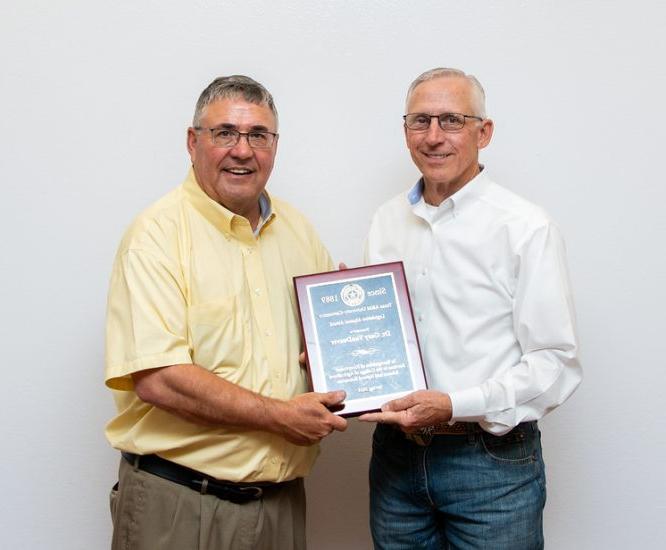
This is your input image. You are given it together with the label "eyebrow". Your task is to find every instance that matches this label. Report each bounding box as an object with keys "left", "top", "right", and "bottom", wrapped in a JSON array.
[{"left": 214, "top": 123, "right": 272, "bottom": 131}]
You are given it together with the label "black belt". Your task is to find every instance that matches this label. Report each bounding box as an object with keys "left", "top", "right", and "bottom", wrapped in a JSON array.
[{"left": 122, "top": 452, "right": 282, "bottom": 504}]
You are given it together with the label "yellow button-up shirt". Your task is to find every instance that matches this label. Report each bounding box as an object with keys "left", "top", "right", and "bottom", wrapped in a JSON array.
[{"left": 105, "top": 169, "right": 333, "bottom": 482}]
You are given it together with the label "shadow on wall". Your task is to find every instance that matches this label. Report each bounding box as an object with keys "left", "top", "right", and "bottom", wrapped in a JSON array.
[{"left": 306, "top": 420, "right": 375, "bottom": 550}]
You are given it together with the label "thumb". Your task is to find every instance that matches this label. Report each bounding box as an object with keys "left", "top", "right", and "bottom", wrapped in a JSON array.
[
  {"left": 338, "top": 262, "right": 348, "bottom": 270},
  {"left": 319, "top": 390, "right": 346, "bottom": 407}
]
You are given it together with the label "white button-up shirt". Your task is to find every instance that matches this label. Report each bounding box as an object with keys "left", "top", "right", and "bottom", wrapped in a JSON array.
[{"left": 365, "top": 170, "right": 582, "bottom": 435}]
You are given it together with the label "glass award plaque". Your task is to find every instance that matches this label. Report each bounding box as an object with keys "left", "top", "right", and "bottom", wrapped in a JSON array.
[{"left": 294, "top": 262, "right": 427, "bottom": 417}]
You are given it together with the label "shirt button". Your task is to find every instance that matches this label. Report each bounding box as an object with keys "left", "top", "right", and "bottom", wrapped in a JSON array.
[
  {"left": 418, "top": 314, "right": 424, "bottom": 322},
  {"left": 254, "top": 288, "right": 261, "bottom": 295},
  {"left": 422, "top": 268, "right": 427, "bottom": 276},
  {"left": 265, "top": 330, "right": 272, "bottom": 337}
]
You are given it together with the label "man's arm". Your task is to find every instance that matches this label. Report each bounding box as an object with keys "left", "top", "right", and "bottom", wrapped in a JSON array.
[
  {"left": 133, "top": 363, "right": 347, "bottom": 446},
  {"left": 361, "top": 222, "right": 582, "bottom": 435}
]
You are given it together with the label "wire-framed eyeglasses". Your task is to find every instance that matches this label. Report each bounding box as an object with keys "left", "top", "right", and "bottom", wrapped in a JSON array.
[
  {"left": 403, "top": 112, "right": 483, "bottom": 132},
  {"left": 194, "top": 126, "right": 278, "bottom": 149}
]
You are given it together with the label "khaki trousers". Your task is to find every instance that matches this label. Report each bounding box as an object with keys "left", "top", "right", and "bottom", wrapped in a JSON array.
[{"left": 110, "top": 457, "right": 306, "bottom": 550}]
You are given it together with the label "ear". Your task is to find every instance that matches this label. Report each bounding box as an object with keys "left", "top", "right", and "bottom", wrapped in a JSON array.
[
  {"left": 403, "top": 124, "right": 409, "bottom": 149},
  {"left": 186, "top": 127, "right": 198, "bottom": 160},
  {"left": 477, "top": 118, "right": 494, "bottom": 150}
]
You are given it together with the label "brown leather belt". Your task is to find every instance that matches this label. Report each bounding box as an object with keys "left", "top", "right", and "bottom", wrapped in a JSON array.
[{"left": 405, "top": 422, "right": 476, "bottom": 446}]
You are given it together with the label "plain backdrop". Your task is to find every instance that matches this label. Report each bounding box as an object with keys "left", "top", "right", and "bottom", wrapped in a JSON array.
[{"left": 2, "top": 1, "right": 665, "bottom": 548}]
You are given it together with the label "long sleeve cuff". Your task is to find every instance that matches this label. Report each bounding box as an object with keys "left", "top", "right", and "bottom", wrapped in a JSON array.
[{"left": 449, "top": 386, "right": 486, "bottom": 422}]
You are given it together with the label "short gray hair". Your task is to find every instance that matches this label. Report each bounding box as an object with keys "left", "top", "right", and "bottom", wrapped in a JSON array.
[
  {"left": 192, "top": 75, "right": 278, "bottom": 127},
  {"left": 406, "top": 67, "right": 487, "bottom": 118}
]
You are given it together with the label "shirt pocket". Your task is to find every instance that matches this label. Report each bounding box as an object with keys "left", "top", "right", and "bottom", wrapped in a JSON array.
[{"left": 188, "top": 295, "right": 250, "bottom": 376}]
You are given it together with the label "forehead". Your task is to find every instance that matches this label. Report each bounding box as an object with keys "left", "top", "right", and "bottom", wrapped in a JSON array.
[
  {"left": 200, "top": 97, "right": 276, "bottom": 129},
  {"left": 407, "top": 77, "right": 475, "bottom": 114}
]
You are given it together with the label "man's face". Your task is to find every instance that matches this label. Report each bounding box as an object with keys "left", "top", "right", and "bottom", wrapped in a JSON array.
[
  {"left": 187, "top": 98, "right": 278, "bottom": 217},
  {"left": 405, "top": 77, "right": 493, "bottom": 195}
]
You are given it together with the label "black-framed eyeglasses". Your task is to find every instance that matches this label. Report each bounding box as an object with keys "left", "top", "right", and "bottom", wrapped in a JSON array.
[
  {"left": 194, "top": 126, "right": 278, "bottom": 149},
  {"left": 403, "top": 112, "right": 484, "bottom": 132}
]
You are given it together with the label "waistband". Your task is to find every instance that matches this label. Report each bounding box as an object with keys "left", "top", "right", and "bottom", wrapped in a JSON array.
[
  {"left": 121, "top": 452, "right": 289, "bottom": 504},
  {"left": 405, "top": 421, "right": 537, "bottom": 446}
]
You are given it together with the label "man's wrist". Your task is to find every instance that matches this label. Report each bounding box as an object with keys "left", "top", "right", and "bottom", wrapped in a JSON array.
[
  {"left": 258, "top": 395, "right": 291, "bottom": 436},
  {"left": 439, "top": 392, "right": 454, "bottom": 424}
]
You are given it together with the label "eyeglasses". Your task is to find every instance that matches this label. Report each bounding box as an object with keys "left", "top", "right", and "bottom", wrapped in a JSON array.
[
  {"left": 403, "top": 112, "right": 484, "bottom": 132},
  {"left": 194, "top": 126, "right": 278, "bottom": 149}
]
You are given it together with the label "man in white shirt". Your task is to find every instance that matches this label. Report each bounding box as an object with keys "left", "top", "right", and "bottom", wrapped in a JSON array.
[{"left": 360, "top": 68, "right": 582, "bottom": 550}]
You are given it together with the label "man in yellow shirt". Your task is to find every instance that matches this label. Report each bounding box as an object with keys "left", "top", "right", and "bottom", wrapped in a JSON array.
[{"left": 105, "top": 75, "right": 347, "bottom": 550}]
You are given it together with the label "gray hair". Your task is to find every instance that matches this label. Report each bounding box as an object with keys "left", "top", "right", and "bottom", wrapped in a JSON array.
[
  {"left": 192, "top": 75, "right": 278, "bottom": 127},
  {"left": 406, "top": 67, "right": 487, "bottom": 118}
]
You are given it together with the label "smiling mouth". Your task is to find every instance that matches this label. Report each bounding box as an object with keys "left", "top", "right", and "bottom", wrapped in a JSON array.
[
  {"left": 223, "top": 167, "right": 254, "bottom": 175},
  {"left": 424, "top": 152, "right": 452, "bottom": 159}
]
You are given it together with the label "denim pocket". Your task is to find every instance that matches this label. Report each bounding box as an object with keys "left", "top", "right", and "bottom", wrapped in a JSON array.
[{"left": 481, "top": 425, "right": 538, "bottom": 464}]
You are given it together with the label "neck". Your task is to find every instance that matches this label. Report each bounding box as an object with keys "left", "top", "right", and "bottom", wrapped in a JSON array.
[
  {"left": 422, "top": 165, "right": 480, "bottom": 206},
  {"left": 246, "top": 207, "right": 261, "bottom": 231},
  {"left": 229, "top": 201, "right": 261, "bottom": 230}
]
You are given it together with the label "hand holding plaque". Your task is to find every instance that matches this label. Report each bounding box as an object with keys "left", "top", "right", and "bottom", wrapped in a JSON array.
[{"left": 294, "top": 262, "right": 427, "bottom": 417}]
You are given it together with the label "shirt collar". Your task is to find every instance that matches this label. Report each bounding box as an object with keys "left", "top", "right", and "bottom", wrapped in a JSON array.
[
  {"left": 254, "top": 192, "right": 275, "bottom": 235},
  {"left": 183, "top": 167, "right": 275, "bottom": 237},
  {"left": 407, "top": 165, "right": 490, "bottom": 214},
  {"left": 407, "top": 179, "right": 425, "bottom": 205}
]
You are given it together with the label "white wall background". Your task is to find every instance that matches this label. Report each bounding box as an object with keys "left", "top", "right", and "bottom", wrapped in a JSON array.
[{"left": 2, "top": 1, "right": 665, "bottom": 548}]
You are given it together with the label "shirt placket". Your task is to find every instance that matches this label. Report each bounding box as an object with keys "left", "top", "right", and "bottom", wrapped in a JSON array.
[
  {"left": 411, "top": 208, "right": 436, "bottom": 346},
  {"left": 412, "top": 200, "right": 455, "bottom": 354},
  {"left": 240, "top": 235, "right": 284, "bottom": 478}
]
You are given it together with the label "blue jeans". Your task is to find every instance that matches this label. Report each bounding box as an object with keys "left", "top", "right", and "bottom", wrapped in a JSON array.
[{"left": 369, "top": 422, "right": 546, "bottom": 550}]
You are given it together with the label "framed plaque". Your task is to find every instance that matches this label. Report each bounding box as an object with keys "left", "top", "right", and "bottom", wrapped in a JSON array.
[{"left": 294, "top": 262, "right": 427, "bottom": 417}]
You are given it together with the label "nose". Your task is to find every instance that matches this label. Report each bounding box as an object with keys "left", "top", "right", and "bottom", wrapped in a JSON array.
[
  {"left": 229, "top": 134, "right": 253, "bottom": 158},
  {"left": 424, "top": 118, "right": 446, "bottom": 146}
]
